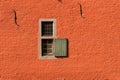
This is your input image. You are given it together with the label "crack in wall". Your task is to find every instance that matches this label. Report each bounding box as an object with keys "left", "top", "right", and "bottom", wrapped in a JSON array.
[
  {"left": 13, "top": 9, "right": 19, "bottom": 27},
  {"left": 78, "top": 3, "right": 85, "bottom": 18}
]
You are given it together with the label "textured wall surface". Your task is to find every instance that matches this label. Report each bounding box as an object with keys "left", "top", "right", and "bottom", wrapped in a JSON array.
[{"left": 0, "top": 0, "right": 120, "bottom": 80}]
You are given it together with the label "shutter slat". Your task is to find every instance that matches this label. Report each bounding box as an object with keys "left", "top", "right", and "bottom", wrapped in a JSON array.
[{"left": 54, "top": 39, "right": 67, "bottom": 57}]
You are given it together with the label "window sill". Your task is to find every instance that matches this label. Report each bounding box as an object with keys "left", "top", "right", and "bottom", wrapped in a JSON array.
[{"left": 39, "top": 56, "right": 56, "bottom": 60}]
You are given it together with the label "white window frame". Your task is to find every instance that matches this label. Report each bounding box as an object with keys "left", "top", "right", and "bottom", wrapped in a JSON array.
[{"left": 38, "top": 19, "right": 56, "bottom": 59}]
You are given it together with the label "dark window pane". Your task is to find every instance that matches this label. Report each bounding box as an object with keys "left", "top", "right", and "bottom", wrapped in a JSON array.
[
  {"left": 42, "top": 39, "right": 53, "bottom": 56},
  {"left": 42, "top": 21, "right": 53, "bottom": 36}
]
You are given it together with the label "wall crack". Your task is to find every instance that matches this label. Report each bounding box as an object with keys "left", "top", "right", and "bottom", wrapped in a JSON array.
[
  {"left": 78, "top": 3, "right": 85, "bottom": 18},
  {"left": 13, "top": 9, "right": 19, "bottom": 27}
]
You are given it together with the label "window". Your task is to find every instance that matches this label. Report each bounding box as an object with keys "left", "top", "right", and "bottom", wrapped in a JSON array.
[{"left": 39, "top": 19, "right": 67, "bottom": 59}]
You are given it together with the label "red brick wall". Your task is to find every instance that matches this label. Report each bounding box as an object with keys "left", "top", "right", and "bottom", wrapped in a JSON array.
[{"left": 0, "top": 0, "right": 120, "bottom": 80}]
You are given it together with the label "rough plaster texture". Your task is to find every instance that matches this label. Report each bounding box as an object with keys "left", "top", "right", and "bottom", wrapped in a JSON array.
[{"left": 0, "top": 0, "right": 120, "bottom": 80}]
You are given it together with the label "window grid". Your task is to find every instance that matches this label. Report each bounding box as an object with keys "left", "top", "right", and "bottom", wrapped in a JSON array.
[
  {"left": 42, "top": 22, "right": 53, "bottom": 36},
  {"left": 42, "top": 39, "right": 53, "bottom": 56},
  {"left": 41, "top": 21, "right": 54, "bottom": 56}
]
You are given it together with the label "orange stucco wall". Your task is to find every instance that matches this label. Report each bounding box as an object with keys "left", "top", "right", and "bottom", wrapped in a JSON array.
[{"left": 0, "top": 0, "right": 120, "bottom": 80}]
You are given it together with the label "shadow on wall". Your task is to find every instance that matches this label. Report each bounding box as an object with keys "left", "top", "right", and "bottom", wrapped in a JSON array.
[{"left": 57, "top": 0, "right": 62, "bottom": 3}]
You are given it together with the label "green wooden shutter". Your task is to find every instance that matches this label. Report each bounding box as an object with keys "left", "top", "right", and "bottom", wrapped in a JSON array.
[{"left": 54, "top": 39, "right": 67, "bottom": 57}]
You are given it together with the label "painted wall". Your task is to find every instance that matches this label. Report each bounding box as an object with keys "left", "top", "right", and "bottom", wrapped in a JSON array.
[{"left": 0, "top": 0, "right": 120, "bottom": 80}]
